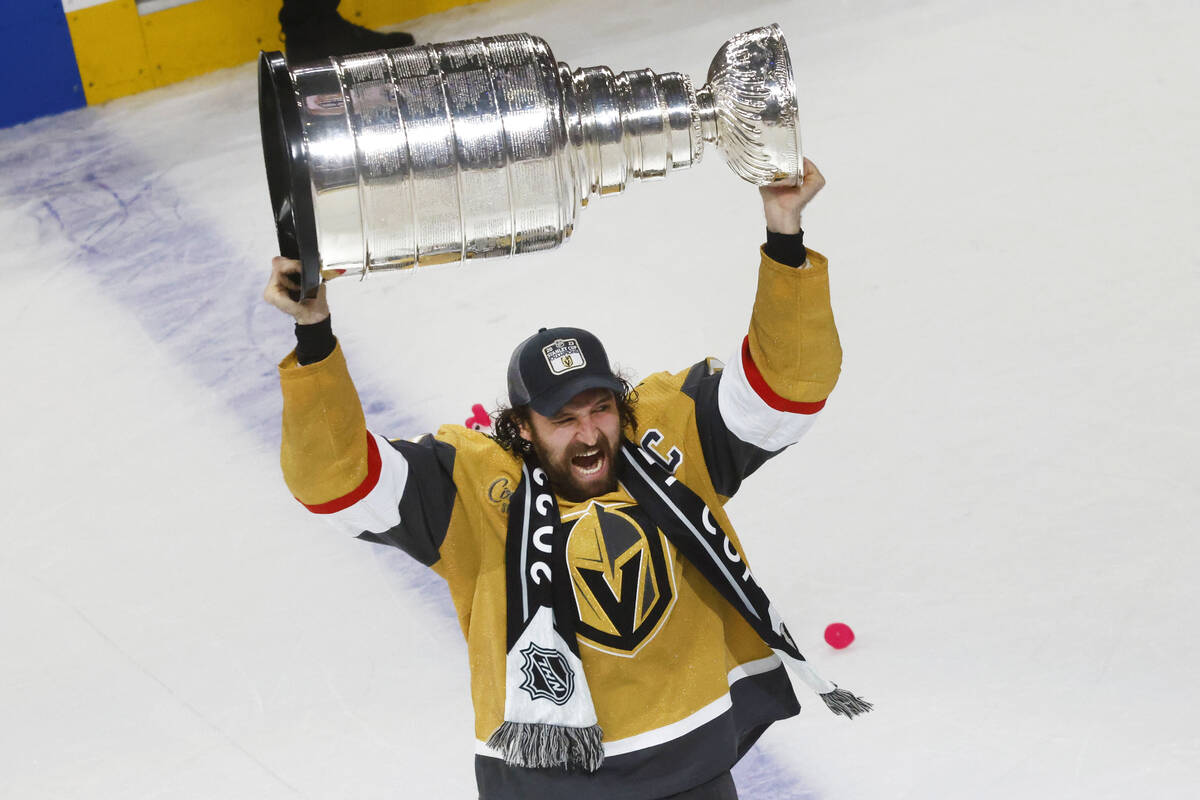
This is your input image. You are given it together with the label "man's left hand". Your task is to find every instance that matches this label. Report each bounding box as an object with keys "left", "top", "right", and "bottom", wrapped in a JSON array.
[{"left": 760, "top": 158, "right": 825, "bottom": 234}]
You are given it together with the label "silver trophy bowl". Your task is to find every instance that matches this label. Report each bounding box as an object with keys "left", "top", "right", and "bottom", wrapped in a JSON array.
[{"left": 259, "top": 25, "right": 802, "bottom": 297}]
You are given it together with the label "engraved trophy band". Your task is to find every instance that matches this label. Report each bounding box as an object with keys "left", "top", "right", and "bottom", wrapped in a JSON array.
[{"left": 258, "top": 24, "right": 802, "bottom": 297}]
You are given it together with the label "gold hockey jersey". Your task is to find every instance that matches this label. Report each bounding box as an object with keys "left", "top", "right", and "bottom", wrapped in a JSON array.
[{"left": 277, "top": 250, "right": 842, "bottom": 799}]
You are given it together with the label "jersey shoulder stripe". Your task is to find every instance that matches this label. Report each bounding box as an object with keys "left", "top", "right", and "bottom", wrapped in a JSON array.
[
  {"left": 717, "top": 339, "right": 823, "bottom": 454},
  {"left": 356, "top": 432, "right": 460, "bottom": 566},
  {"left": 300, "top": 431, "right": 382, "bottom": 514},
  {"left": 738, "top": 336, "right": 827, "bottom": 414}
]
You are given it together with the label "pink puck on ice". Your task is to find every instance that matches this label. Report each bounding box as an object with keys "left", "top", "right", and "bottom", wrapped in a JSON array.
[{"left": 824, "top": 622, "right": 855, "bottom": 650}]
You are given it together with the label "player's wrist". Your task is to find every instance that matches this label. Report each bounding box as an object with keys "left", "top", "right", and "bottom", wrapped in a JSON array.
[
  {"left": 763, "top": 204, "right": 803, "bottom": 234},
  {"left": 293, "top": 308, "right": 330, "bottom": 325},
  {"left": 765, "top": 219, "right": 802, "bottom": 235},
  {"left": 295, "top": 314, "right": 335, "bottom": 365},
  {"left": 764, "top": 228, "right": 807, "bottom": 267}
]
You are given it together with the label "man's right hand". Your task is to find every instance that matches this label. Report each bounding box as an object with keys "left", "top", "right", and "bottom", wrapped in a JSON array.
[{"left": 263, "top": 256, "right": 330, "bottom": 325}]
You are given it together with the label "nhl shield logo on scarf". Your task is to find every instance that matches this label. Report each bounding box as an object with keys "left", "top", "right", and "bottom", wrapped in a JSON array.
[{"left": 519, "top": 642, "right": 575, "bottom": 704}]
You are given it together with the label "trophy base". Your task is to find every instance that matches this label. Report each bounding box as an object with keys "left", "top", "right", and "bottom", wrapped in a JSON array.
[{"left": 259, "top": 51, "right": 322, "bottom": 299}]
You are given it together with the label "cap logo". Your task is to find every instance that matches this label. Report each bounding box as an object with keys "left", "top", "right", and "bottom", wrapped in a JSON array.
[{"left": 542, "top": 338, "right": 587, "bottom": 375}]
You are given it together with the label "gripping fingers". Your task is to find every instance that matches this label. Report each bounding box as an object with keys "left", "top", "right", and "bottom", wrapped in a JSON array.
[
  {"left": 264, "top": 256, "right": 330, "bottom": 324},
  {"left": 797, "top": 158, "right": 825, "bottom": 201},
  {"left": 280, "top": 270, "right": 303, "bottom": 303},
  {"left": 264, "top": 257, "right": 304, "bottom": 312}
]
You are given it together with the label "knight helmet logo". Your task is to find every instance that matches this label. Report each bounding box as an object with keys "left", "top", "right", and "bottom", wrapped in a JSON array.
[
  {"left": 518, "top": 642, "right": 576, "bottom": 705},
  {"left": 565, "top": 502, "right": 676, "bottom": 656}
]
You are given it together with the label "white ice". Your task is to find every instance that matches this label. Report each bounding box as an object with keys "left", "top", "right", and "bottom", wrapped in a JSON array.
[{"left": 1, "top": 0, "right": 1198, "bottom": 797}]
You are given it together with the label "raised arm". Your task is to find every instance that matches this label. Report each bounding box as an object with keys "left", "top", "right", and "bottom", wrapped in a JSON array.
[
  {"left": 264, "top": 257, "right": 457, "bottom": 567},
  {"left": 743, "top": 158, "right": 840, "bottom": 408},
  {"left": 684, "top": 159, "right": 843, "bottom": 498}
]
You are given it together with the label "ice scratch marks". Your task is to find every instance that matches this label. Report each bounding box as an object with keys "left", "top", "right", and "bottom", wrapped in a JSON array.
[
  {"left": 4, "top": 111, "right": 413, "bottom": 441},
  {"left": 733, "top": 744, "right": 821, "bottom": 800},
  {"left": 39, "top": 198, "right": 67, "bottom": 234},
  {"left": 26, "top": 572, "right": 305, "bottom": 798},
  {"left": 78, "top": 175, "right": 130, "bottom": 247}
]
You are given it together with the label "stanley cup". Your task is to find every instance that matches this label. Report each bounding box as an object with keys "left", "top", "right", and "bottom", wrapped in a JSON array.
[{"left": 259, "top": 25, "right": 802, "bottom": 297}]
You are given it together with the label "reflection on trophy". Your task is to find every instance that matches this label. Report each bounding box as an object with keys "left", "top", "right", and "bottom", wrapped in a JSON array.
[{"left": 259, "top": 25, "right": 803, "bottom": 297}]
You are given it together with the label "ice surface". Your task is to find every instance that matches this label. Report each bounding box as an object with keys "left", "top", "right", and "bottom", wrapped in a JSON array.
[{"left": 1, "top": 0, "right": 1198, "bottom": 797}]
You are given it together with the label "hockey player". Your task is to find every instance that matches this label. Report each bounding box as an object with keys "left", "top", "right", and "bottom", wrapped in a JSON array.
[{"left": 264, "top": 159, "right": 866, "bottom": 799}]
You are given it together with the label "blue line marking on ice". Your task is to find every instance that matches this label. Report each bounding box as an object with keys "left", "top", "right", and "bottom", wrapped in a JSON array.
[{"left": 2, "top": 109, "right": 442, "bottom": 607}]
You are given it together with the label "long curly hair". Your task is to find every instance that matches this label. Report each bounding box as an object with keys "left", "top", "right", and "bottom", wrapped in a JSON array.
[{"left": 491, "top": 378, "right": 640, "bottom": 459}]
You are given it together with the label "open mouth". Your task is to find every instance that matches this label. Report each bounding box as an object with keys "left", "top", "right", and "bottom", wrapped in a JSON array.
[{"left": 571, "top": 448, "right": 606, "bottom": 477}]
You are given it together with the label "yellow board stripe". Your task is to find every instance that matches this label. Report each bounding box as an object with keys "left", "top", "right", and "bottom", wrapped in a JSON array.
[
  {"left": 66, "top": 0, "right": 154, "bottom": 106},
  {"left": 65, "top": 0, "right": 483, "bottom": 107}
]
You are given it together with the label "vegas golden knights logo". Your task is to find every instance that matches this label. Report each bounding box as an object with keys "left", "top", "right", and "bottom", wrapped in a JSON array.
[{"left": 565, "top": 502, "right": 676, "bottom": 656}]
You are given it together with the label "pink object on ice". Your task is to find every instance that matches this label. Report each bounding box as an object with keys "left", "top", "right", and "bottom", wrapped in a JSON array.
[{"left": 824, "top": 622, "right": 855, "bottom": 650}]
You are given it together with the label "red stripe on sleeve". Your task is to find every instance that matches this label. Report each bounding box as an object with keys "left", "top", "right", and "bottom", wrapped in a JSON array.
[
  {"left": 300, "top": 432, "right": 384, "bottom": 514},
  {"left": 740, "top": 336, "right": 827, "bottom": 415}
]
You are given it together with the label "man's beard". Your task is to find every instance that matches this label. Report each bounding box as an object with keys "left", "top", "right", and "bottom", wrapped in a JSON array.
[{"left": 529, "top": 430, "right": 622, "bottom": 502}]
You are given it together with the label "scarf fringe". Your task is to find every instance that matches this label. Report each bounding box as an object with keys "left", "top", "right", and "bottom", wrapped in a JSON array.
[
  {"left": 820, "top": 687, "right": 873, "bottom": 718},
  {"left": 486, "top": 721, "right": 605, "bottom": 772}
]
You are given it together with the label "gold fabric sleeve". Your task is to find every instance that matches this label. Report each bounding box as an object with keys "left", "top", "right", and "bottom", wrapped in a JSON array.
[
  {"left": 746, "top": 247, "right": 843, "bottom": 403},
  {"left": 277, "top": 343, "right": 370, "bottom": 505}
]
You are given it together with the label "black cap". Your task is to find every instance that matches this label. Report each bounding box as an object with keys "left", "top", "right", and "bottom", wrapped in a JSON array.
[{"left": 507, "top": 327, "right": 624, "bottom": 417}]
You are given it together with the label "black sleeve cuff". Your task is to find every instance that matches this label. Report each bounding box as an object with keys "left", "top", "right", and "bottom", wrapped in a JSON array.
[
  {"left": 763, "top": 228, "right": 807, "bottom": 268},
  {"left": 295, "top": 315, "right": 336, "bottom": 366}
]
